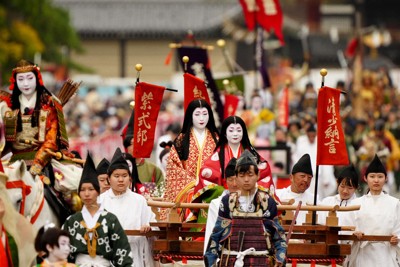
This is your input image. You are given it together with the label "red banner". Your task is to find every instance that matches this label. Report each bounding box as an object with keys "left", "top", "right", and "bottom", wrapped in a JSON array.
[
  {"left": 316, "top": 86, "right": 349, "bottom": 166},
  {"left": 224, "top": 94, "right": 239, "bottom": 119},
  {"left": 238, "top": 0, "right": 285, "bottom": 44},
  {"left": 277, "top": 86, "right": 289, "bottom": 127},
  {"left": 184, "top": 72, "right": 211, "bottom": 112},
  {"left": 238, "top": 0, "right": 257, "bottom": 30},
  {"left": 256, "top": 0, "right": 285, "bottom": 45},
  {"left": 134, "top": 82, "right": 166, "bottom": 158}
]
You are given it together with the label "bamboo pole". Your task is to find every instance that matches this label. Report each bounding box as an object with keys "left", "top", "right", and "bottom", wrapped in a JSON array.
[{"left": 146, "top": 199, "right": 360, "bottom": 212}]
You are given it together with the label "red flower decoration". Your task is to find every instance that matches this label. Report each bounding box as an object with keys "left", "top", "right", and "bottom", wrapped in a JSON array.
[
  {"left": 9, "top": 74, "right": 16, "bottom": 91},
  {"left": 36, "top": 66, "right": 44, "bottom": 86}
]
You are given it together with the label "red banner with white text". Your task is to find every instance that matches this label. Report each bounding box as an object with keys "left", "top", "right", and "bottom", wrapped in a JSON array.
[
  {"left": 184, "top": 72, "right": 211, "bottom": 112},
  {"left": 238, "top": 0, "right": 257, "bottom": 30},
  {"left": 316, "top": 86, "right": 349, "bottom": 165},
  {"left": 256, "top": 0, "right": 285, "bottom": 45},
  {"left": 278, "top": 86, "right": 289, "bottom": 127},
  {"left": 134, "top": 82, "right": 166, "bottom": 158},
  {"left": 224, "top": 93, "right": 239, "bottom": 119}
]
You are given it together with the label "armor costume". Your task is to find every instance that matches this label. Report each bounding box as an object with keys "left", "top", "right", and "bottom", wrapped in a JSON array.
[
  {"left": 1, "top": 60, "right": 69, "bottom": 176},
  {"left": 204, "top": 189, "right": 286, "bottom": 267}
]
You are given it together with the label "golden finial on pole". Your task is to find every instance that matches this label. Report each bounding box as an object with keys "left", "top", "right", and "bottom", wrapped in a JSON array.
[
  {"left": 169, "top": 43, "right": 181, "bottom": 49},
  {"left": 222, "top": 79, "right": 231, "bottom": 93},
  {"left": 320, "top": 68, "right": 328, "bottom": 87},
  {"left": 217, "top": 39, "right": 226, "bottom": 48},
  {"left": 217, "top": 39, "right": 234, "bottom": 74},
  {"left": 135, "top": 63, "right": 142, "bottom": 83},
  {"left": 135, "top": 64, "right": 143, "bottom": 72},
  {"left": 182, "top": 56, "right": 189, "bottom": 72}
]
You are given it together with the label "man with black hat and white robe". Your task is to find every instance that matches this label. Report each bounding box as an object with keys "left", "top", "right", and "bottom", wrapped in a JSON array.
[
  {"left": 100, "top": 148, "right": 156, "bottom": 267},
  {"left": 63, "top": 153, "right": 133, "bottom": 266},
  {"left": 204, "top": 150, "right": 286, "bottom": 267},
  {"left": 342, "top": 154, "right": 400, "bottom": 267},
  {"left": 276, "top": 153, "right": 320, "bottom": 225},
  {"left": 96, "top": 158, "right": 110, "bottom": 194}
]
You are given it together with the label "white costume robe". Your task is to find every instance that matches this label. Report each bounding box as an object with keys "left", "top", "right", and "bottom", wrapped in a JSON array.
[
  {"left": 100, "top": 189, "right": 156, "bottom": 267},
  {"left": 343, "top": 192, "right": 400, "bottom": 267},
  {"left": 203, "top": 190, "right": 229, "bottom": 254},
  {"left": 318, "top": 193, "right": 358, "bottom": 226},
  {"left": 276, "top": 186, "right": 319, "bottom": 225}
]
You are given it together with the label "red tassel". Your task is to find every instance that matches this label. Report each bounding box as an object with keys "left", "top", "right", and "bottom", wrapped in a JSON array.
[
  {"left": 292, "top": 259, "right": 297, "bottom": 267},
  {"left": 182, "top": 257, "right": 187, "bottom": 264},
  {"left": 164, "top": 49, "right": 173, "bottom": 65},
  {"left": 0, "top": 227, "right": 10, "bottom": 267},
  {"left": 331, "top": 259, "right": 337, "bottom": 267},
  {"left": 311, "top": 259, "right": 316, "bottom": 267},
  {"left": 166, "top": 256, "right": 174, "bottom": 263}
]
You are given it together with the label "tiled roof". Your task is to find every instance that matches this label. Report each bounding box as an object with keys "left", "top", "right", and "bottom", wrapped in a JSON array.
[{"left": 54, "top": 0, "right": 241, "bottom": 39}]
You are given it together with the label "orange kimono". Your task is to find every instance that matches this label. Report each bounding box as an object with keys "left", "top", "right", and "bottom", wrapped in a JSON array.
[{"left": 161, "top": 129, "right": 217, "bottom": 221}]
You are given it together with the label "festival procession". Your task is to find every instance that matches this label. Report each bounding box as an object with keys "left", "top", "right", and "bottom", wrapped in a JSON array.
[{"left": 1, "top": 0, "right": 400, "bottom": 266}]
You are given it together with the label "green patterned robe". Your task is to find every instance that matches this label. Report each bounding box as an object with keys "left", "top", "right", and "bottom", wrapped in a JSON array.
[{"left": 62, "top": 210, "right": 133, "bottom": 267}]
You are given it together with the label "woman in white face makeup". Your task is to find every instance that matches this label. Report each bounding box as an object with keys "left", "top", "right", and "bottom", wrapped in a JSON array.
[
  {"left": 188, "top": 116, "right": 276, "bottom": 223},
  {"left": 160, "top": 99, "right": 219, "bottom": 221},
  {"left": 1, "top": 59, "right": 70, "bottom": 177}
]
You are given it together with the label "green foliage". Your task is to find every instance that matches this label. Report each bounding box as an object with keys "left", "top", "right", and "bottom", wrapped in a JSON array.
[{"left": 0, "top": 0, "right": 84, "bottom": 85}]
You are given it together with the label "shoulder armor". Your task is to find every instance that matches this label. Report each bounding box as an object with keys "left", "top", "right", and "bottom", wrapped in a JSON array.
[
  {"left": 0, "top": 90, "right": 11, "bottom": 98},
  {"left": 0, "top": 90, "right": 11, "bottom": 107},
  {"left": 228, "top": 192, "right": 239, "bottom": 212},
  {"left": 257, "top": 191, "right": 269, "bottom": 211}
]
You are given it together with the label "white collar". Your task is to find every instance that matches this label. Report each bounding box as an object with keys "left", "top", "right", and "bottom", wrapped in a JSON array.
[
  {"left": 238, "top": 189, "right": 258, "bottom": 212},
  {"left": 81, "top": 203, "right": 104, "bottom": 229},
  {"left": 19, "top": 93, "right": 37, "bottom": 112},
  {"left": 288, "top": 186, "right": 303, "bottom": 196},
  {"left": 108, "top": 188, "right": 130, "bottom": 199}
]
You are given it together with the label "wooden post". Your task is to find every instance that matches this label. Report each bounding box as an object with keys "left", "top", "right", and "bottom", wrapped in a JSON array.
[{"left": 326, "top": 210, "right": 339, "bottom": 226}]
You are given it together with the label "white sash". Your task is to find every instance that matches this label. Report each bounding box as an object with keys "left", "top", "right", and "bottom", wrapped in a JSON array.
[{"left": 75, "top": 254, "right": 111, "bottom": 267}]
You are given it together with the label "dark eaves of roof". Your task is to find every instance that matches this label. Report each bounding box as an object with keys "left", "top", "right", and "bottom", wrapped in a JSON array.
[{"left": 53, "top": 0, "right": 241, "bottom": 39}]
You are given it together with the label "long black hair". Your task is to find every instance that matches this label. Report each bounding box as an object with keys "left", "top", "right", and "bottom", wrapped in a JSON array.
[
  {"left": 123, "top": 153, "right": 141, "bottom": 192},
  {"left": 10, "top": 60, "right": 52, "bottom": 132},
  {"left": 174, "top": 99, "right": 218, "bottom": 160},
  {"left": 217, "top": 116, "right": 262, "bottom": 178},
  {"left": 34, "top": 225, "right": 70, "bottom": 258}
]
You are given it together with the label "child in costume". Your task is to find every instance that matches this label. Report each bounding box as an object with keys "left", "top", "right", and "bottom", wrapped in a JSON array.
[{"left": 34, "top": 224, "right": 77, "bottom": 267}]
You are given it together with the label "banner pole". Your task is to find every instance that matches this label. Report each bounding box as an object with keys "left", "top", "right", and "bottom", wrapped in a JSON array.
[
  {"left": 135, "top": 63, "right": 142, "bottom": 84},
  {"left": 182, "top": 56, "right": 189, "bottom": 73},
  {"left": 312, "top": 68, "right": 328, "bottom": 225}
]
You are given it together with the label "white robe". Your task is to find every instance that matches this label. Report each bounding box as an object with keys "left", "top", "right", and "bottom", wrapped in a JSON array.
[
  {"left": 203, "top": 191, "right": 229, "bottom": 254},
  {"left": 100, "top": 189, "right": 156, "bottom": 267},
  {"left": 318, "top": 193, "right": 358, "bottom": 226},
  {"left": 343, "top": 192, "right": 400, "bottom": 267},
  {"left": 276, "top": 186, "right": 319, "bottom": 225}
]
